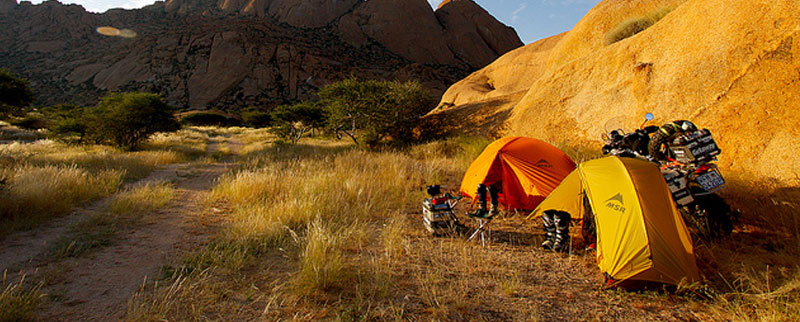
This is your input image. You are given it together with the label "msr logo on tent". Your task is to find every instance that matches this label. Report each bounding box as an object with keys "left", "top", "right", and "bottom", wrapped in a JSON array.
[
  {"left": 605, "top": 193, "right": 626, "bottom": 213},
  {"left": 534, "top": 159, "right": 553, "bottom": 168}
]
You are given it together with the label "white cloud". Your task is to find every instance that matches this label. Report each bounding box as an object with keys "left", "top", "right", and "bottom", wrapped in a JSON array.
[
  {"left": 542, "top": 0, "right": 601, "bottom": 6},
  {"left": 512, "top": 3, "right": 527, "bottom": 23}
]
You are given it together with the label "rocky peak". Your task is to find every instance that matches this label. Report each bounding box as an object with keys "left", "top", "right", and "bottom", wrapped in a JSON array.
[
  {"left": 0, "top": 0, "right": 522, "bottom": 110},
  {"left": 435, "top": 0, "right": 523, "bottom": 67}
]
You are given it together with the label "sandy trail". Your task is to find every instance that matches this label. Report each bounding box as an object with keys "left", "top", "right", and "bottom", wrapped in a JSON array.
[{"left": 0, "top": 137, "right": 240, "bottom": 321}]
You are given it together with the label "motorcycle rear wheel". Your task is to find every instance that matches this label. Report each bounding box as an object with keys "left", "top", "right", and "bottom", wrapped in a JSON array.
[{"left": 680, "top": 193, "right": 734, "bottom": 240}]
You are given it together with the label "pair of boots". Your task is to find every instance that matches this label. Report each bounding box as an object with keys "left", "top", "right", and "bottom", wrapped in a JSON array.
[
  {"left": 541, "top": 210, "right": 571, "bottom": 252},
  {"left": 474, "top": 184, "right": 500, "bottom": 217}
]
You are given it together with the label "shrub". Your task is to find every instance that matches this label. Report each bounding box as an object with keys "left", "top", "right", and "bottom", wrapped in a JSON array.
[
  {"left": 319, "top": 77, "right": 434, "bottom": 149},
  {"left": 43, "top": 104, "right": 90, "bottom": 143},
  {"left": 84, "top": 92, "right": 180, "bottom": 150},
  {"left": 269, "top": 101, "right": 326, "bottom": 144},
  {"left": 178, "top": 110, "right": 241, "bottom": 127},
  {"left": 0, "top": 69, "right": 35, "bottom": 117},
  {"left": 241, "top": 110, "right": 273, "bottom": 128},
  {"left": 605, "top": 6, "right": 675, "bottom": 45},
  {"left": 9, "top": 113, "right": 48, "bottom": 130}
]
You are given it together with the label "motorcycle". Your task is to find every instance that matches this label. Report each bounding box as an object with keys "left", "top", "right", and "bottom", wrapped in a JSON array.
[
  {"left": 601, "top": 113, "right": 660, "bottom": 160},
  {"left": 601, "top": 113, "right": 736, "bottom": 240}
]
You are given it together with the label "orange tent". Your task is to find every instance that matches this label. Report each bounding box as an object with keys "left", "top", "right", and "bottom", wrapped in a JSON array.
[{"left": 460, "top": 137, "right": 577, "bottom": 210}]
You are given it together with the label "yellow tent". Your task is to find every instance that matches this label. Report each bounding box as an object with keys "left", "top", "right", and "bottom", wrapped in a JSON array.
[{"left": 528, "top": 156, "right": 700, "bottom": 288}]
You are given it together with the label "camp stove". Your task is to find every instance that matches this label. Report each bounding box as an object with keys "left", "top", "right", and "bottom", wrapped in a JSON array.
[{"left": 422, "top": 185, "right": 465, "bottom": 236}]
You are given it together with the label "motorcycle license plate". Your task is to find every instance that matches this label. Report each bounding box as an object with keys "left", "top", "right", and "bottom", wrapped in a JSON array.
[{"left": 697, "top": 169, "right": 725, "bottom": 192}]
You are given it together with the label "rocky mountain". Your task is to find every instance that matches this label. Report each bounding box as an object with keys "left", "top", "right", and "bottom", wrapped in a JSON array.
[
  {"left": 427, "top": 0, "right": 800, "bottom": 184},
  {"left": 0, "top": 0, "right": 522, "bottom": 109}
]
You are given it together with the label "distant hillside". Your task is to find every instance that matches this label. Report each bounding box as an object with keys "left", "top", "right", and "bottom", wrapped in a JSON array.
[
  {"left": 0, "top": 0, "right": 522, "bottom": 109},
  {"left": 427, "top": 0, "right": 800, "bottom": 184}
]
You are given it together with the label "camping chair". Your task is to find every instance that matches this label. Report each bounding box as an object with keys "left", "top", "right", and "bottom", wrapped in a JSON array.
[{"left": 467, "top": 209, "right": 495, "bottom": 247}]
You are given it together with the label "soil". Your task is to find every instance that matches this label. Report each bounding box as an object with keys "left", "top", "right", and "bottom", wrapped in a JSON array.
[{"left": 0, "top": 137, "right": 241, "bottom": 321}]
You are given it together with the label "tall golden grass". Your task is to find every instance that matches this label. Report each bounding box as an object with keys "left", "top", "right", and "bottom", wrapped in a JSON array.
[
  {"left": 124, "top": 134, "right": 800, "bottom": 320},
  {"left": 111, "top": 181, "right": 176, "bottom": 216},
  {"left": 0, "top": 165, "right": 123, "bottom": 234},
  {"left": 143, "top": 128, "right": 209, "bottom": 161},
  {"left": 0, "top": 136, "right": 188, "bottom": 236}
]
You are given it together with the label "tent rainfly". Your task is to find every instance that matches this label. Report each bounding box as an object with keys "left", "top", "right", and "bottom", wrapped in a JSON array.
[
  {"left": 460, "top": 137, "right": 576, "bottom": 210},
  {"left": 528, "top": 156, "right": 700, "bottom": 288}
]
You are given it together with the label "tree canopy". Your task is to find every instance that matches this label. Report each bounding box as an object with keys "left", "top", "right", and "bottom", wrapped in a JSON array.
[
  {"left": 319, "top": 77, "right": 434, "bottom": 149},
  {"left": 269, "top": 101, "right": 326, "bottom": 144},
  {"left": 0, "top": 69, "right": 35, "bottom": 116},
  {"left": 85, "top": 92, "right": 180, "bottom": 150}
]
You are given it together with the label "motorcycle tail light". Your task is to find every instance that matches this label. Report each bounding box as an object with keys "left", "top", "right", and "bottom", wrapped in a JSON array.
[{"left": 695, "top": 164, "right": 712, "bottom": 174}]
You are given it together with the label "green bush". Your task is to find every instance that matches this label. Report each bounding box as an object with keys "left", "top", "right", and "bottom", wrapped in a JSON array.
[
  {"left": 44, "top": 104, "right": 90, "bottom": 144},
  {"left": 319, "top": 77, "right": 434, "bottom": 149},
  {"left": 10, "top": 113, "right": 48, "bottom": 130},
  {"left": 605, "top": 7, "right": 675, "bottom": 45},
  {"left": 84, "top": 92, "right": 180, "bottom": 150},
  {"left": 178, "top": 111, "right": 241, "bottom": 127},
  {"left": 241, "top": 110, "right": 273, "bottom": 128},
  {"left": 0, "top": 69, "right": 35, "bottom": 117},
  {"left": 269, "top": 101, "right": 327, "bottom": 144}
]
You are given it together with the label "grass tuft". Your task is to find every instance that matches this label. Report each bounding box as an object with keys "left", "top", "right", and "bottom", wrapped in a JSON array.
[
  {"left": 0, "top": 272, "right": 43, "bottom": 322},
  {"left": 294, "top": 220, "right": 348, "bottom": 294},
  {"left": 111, "top": 181, "right": 176, "bottom": 216},
  {"left": 605, "top": 6, "right": 675, "bottom": 45}
]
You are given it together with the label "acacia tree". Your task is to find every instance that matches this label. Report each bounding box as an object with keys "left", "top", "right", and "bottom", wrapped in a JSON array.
[
  {"left": 319, "top": 77, "right": 433, "bottom": 149},
  {"left": 85, "top": 92, "right": 180, "bottom": 150},
  {"left": 0, "top": 69, "right": 35, "bottom": 117},
  {"left": 269, "top": 101, "right": 326, "bottom": 144},
  {"left": 44, "top": 104, "right": 90, "bottom": 144}
]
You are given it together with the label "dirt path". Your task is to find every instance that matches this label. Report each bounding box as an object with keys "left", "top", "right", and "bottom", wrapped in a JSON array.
[{"left": 0, "top": 137, "right": 240, "bottom": 321}]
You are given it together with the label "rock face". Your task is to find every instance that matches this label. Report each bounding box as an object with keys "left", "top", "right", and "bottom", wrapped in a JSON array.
[
  {"left": 0, "top": 0, "right": 15, "bottom": 13},
  {"left": 0, "top": 0, "right": 522, "bottom": 109},
  {"left": 435, "top": 0, "right": 524, "bottom": 68},
  {"left": 429, "top": 0, "right": 800, "bottom": 184}
]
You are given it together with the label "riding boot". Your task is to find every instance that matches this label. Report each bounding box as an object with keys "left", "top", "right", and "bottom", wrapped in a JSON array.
[
  {"left": 476, "top": 184, "right": 488, "bottom": 213},
  {"left": 553, "top": 211, "right": 572, "bottom": 253},
  {"left": 488, "top": 184, "right": 500, "bottom": 217},
  {"left": 541, "top": 211, "right": 556, "bottom": 250}
]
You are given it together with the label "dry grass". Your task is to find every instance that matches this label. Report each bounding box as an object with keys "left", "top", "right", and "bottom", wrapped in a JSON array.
[
  {"left": 0, "top": 136, "right": 188, "bottom": 237},
  {"left": 143, "top": 128, "right": 209, "bottom": 161},
  {"left": 1, "top": 140, "right": 182, "bottom": 180},
  {"left": 605, "top": 6, "right": 676, "bottom": 45},
  {"left": 118, "top": 132, "right": 800, "bottom": 321},
  {"left": 0, "top": 120, "right": 46, "bottom": 141},
  {"left": 0, "top": 164, "right": 124, "bottom": 235},
  {"left": 696, "top": 173, "right": 800, "bottom": 321},
  {"left": 110, "top": 181, "right": 176, "bottom": 216},
  {"left": 0, "top": 272, "right": 43, "bottom": 322}
]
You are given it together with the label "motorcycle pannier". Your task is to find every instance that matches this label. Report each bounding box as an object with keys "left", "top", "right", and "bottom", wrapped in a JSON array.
[
  {"left": 422, "top": 197, "right": 457, "bottom": 235},
  {"left": 662, "top": 169, "right": 694, "bottom": 206},
  {"left": 669, "top": 129, "right": 721, "bottom": 163}
]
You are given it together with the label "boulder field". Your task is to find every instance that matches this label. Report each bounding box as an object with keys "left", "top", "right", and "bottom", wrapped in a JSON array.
[{"left": 429, "top": 0, "right": 800, "bottom": 184}]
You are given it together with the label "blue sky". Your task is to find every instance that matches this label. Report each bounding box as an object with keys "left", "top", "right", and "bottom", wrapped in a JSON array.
[
  {"left": 456, "top": 0, "right": 602, "bottom": 43},
  {"left": 28, "top": 0, "right": 601, "bottom": 44}
]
